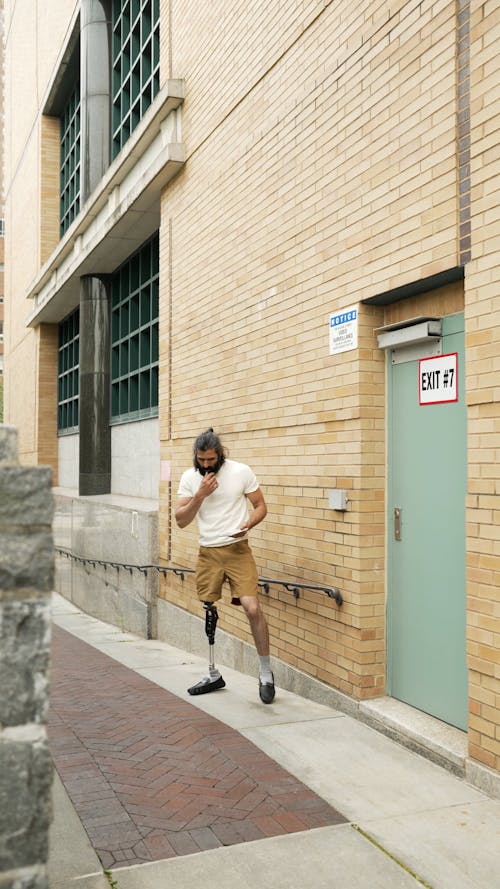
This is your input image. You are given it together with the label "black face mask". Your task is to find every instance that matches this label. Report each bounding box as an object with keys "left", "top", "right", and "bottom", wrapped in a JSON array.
[{"left": 195, "top": 457, "right": 224, "bottom": 476}]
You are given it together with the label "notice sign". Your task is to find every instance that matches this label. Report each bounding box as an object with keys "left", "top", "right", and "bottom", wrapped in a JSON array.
[
  {"left": 329, "top": 305, "right": 358, "bottom": 355},
  {"left": 419, "top": 352, "right": 458, "bottom": 405}
]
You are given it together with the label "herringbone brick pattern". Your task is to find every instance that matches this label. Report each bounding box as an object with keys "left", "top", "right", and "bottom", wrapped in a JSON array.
[{"left": 48, "top": 626, "right": 345, "bottom": 869}]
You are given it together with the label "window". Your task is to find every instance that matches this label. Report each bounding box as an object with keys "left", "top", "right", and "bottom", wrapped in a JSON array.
[
  {"left": 110, "top": 233, "right": 159, "bottom": 422},
  {"left": 0, "top": 219, "right": 4, "bottom": 236},
  {"left": 58, "top": 308, "right": 79, "bottom": 432},
  {"left": 60, "top": 81, "right": 81, "bottom": 235},
  {"left": 111, "top": 0, "right": 160, "bottom": 158}
]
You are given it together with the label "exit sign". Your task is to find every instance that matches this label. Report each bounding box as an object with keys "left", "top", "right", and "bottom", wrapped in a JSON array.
[{"left": 419, "top": 352, "right": 458, "bottom": 405}]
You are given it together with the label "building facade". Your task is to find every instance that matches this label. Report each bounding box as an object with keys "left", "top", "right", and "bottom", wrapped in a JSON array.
[{"left": 3, "top": 1, "right": 500, "bottom": 789}]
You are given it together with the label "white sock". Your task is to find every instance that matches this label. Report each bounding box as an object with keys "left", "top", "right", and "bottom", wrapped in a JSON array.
[{"left": 259, "top": 655, "right": 273, "bottom": 683}]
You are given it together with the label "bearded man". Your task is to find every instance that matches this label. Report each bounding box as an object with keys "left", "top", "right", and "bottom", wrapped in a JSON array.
[{"left": 175, "top": 428, "right": 275, "bottom": 703}]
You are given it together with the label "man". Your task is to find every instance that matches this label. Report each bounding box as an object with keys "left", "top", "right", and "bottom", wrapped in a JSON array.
[{"left": 175, "top": 428, "right": 275, "bottom": 703}]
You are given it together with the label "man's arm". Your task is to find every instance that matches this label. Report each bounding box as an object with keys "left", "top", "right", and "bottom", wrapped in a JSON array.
[
  {"left": 230, "top": 487, "right": 268, "bottom": 537},
  {"left": 174, "top": 496, "right": 201, "bottom": 529},
  {"left": 245, "top": 487, "right": 268, "bottom": 529},
  {"left": 174, "top": 472, "right": 218, "bottom": 528}
]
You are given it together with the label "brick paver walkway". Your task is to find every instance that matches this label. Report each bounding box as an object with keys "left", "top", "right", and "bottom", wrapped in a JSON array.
[{"left": 48, "top": 625, "right": 345, "bottom": 869}]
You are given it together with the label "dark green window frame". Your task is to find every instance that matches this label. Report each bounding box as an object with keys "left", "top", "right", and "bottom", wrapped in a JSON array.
[
  {"left": 111, "top": 0, "right": 160, "bottom": 159},
  {"left": 58, "top": 308, "right": 80, "bottom": 433},
  {"left": 60, "top": 81, "right": 81, "bottom": 236},
  {"left": 110, "top": 234, "right": 159, "bottom": 423}
]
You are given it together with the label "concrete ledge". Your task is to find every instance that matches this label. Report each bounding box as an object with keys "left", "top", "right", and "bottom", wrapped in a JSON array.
[
  {"left": 358, "top": 697, "right": 467, "bottom": 778},
  {"left": 52, "top": 488, "right": 158, "bottom": 512}
]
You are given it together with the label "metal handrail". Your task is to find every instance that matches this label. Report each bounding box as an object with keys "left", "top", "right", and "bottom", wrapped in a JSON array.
[
  {"left": 259, "top": 577, "right": 342, "bottom": 605},
  {"left": 55, "top": 546, "right": 343, "bottom": 606}
]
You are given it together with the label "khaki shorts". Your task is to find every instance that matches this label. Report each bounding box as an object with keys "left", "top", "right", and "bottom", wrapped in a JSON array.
[{"left": 195, "top": 539, "right": 259, "bottom": 605}]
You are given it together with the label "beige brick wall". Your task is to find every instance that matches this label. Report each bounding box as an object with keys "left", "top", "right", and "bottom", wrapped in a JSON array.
[
  {"left": 4, "top": 4, "right": 41, "bottom": 184},
  {"left": 159, "top": 0, "right": 465, "bottom": 700},
  {"left": 3, "top": 0, "right": 77, "bottom": 190},
  {"left": 173, "top": 0, "right": 459, "bottom": 301},
  {"left": 466, "top": 0, "right": 500, "bottom": 772},
  {"left": 4, "top": 128, "right": 42, "bottom": 458},
  {"left": 3, "top": 2, "right": 76, "bottom": 461}
]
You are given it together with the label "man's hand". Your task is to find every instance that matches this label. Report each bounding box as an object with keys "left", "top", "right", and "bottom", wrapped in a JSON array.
[
  {"left": 229, "top": 526, "right": 249, "bottom": 538},
  {"left": 198, "top": 472, "right": 218, "bottom": 499}
]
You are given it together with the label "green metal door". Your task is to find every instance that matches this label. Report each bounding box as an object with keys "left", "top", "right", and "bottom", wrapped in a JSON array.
[{"left": 387, "top": 313, "right": 468, "bottom": 730}]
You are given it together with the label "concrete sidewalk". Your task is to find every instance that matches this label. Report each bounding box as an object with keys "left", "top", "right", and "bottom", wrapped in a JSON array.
[{"left": 48, "top": 593, "right": 500, "bottom": 889}]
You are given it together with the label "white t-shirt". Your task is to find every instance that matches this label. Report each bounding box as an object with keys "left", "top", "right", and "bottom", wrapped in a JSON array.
[{"left": 177, "top": 459, "right": 259, "bottom": 547}]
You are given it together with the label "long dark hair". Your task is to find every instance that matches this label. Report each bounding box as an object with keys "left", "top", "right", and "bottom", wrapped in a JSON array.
[{"left": 192, "top": 428, "right": 227, "bottom": 470}]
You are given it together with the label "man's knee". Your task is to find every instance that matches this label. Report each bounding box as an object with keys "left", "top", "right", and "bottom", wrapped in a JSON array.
[{"left": 240, "top": 596, "right": 260, "bottom": 620}]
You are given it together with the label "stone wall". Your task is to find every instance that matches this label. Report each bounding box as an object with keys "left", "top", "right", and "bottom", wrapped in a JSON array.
[{"left": 0, "top": 426, "right": 54, "bottom": 889}]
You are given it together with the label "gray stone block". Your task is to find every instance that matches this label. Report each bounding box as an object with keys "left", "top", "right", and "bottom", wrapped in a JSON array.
[
  {"left": 0, "top": 739, "right": 53, "bottom": 870},
  {"left": 0, "top": 427, "right": 53, "bottom": 885},
  {"left": 466, "top": 758, "right": 500, "bottom": 800},
  {"left": 0, "top": 468, "right": 54, "bottom": 527},
  {"left": 0, "top": 427, "right": 18, "bottom": 465},
  {"left": 0, "top": 601, "right": 51, "bottom": 726},
  {"left": 0, "top": 533, "right": 54, "bottom": 592}
]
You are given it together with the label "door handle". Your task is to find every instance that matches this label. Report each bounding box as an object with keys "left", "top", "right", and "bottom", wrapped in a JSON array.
[{"left": 394, "top": 507, "right": 402, "bottom": 541}]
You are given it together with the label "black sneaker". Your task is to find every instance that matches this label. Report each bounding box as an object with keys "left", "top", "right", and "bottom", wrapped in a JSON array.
[{"left": 259, "top": 673, "right": 275, "bottom": 704}]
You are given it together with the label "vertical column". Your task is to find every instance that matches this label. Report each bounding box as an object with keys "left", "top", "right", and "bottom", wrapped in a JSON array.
[
  {"left": 79, "top": 275, "right": 111, "bottom": 495},
  {"left": 80, "top": 2, "right": 112, "bottom": 495},
  {"left": 39, "top": 115, "right": 61, "bottom": 264},
  {"left": 80, "top": 0, "right": 112, "bottom": 201},
  {"left": 37, "top": 324, "right": 59, "bottom": 485}
]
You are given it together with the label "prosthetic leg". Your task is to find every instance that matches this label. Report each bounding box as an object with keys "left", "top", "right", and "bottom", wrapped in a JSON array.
[{"left": 187, "top": 602, "right": 226, "bottom": 695}]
